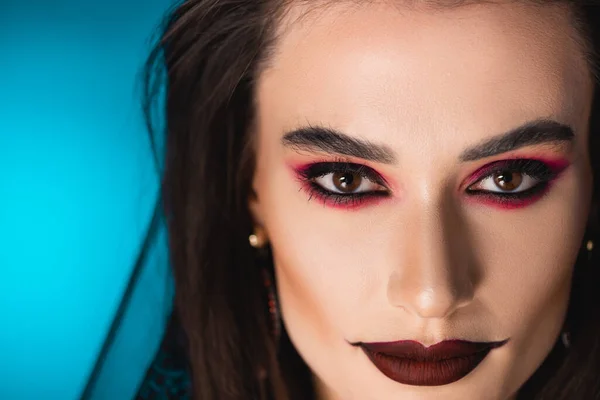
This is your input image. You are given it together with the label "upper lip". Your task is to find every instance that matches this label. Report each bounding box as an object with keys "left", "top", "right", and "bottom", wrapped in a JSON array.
[{"left": 359, "top": 339, "right": 508, "bottom": 362}]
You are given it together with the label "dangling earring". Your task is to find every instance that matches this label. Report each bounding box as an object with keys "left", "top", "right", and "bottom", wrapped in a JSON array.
[
  {"left": 262, "top": 267, "right": 281, "bottom": 343},
  {"left": 249, "top": 227, "right": 281, "bottom": 344},
  {"left": 562, "top": 236, "right": 595, "bottom": 349}
]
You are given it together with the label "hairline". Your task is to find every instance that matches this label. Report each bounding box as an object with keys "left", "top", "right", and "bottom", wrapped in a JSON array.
[{"left": 254, "top": 0, "right": 596, "bottom": 81}]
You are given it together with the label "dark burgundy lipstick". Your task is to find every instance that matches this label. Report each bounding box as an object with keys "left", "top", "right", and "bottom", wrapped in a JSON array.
[{"left": 357, "top": 339, "right": 508, "bottom": 386}]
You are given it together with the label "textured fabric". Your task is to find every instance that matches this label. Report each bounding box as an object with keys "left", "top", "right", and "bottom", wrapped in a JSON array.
[{"left": 135, "top": 316, "right": 191, "bottom": 400}]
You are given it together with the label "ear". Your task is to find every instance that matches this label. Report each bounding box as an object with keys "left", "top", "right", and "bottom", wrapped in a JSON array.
[
  {"left": 248, "top": 185, "right": 266, "bottom": 228},
  {"left": 589, "top": 198, "right": 599, "bottom": 232}
]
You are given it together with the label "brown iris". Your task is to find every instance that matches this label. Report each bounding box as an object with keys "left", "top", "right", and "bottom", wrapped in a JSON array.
[
  {"left": 493, "top": 170, "right": 523, "bottom": 191},
  {"left": 332, "top": 171, "right": 362, "bottom": 193}
]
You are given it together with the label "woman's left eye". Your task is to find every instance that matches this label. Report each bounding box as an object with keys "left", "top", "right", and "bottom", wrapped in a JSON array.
[
  {"left": 468, "top": 170, "right": 538, "bottom": 193},
  {"left": 465, "top": 159, "right": 560, "bottom": 197}
]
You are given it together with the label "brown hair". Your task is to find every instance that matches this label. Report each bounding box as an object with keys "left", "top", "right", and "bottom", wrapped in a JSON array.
[{"left": 142, "top": 1, "right": 600, "bottom": 399}]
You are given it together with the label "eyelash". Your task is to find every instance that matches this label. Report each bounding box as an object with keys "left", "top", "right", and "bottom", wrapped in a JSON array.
[
  {"left": 295, "top": 160, "right": 389, "bottom": 208},
  {"left": 295, "top": 158, "right": 565, "bottom": 209},
  {"left": 464, "top": 159, "right": 561, "bottom": 203}
]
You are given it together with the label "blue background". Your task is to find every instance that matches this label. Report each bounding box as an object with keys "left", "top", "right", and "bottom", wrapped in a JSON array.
[{"left": 0, "top": 1, "right": 175, "bottom": 399}]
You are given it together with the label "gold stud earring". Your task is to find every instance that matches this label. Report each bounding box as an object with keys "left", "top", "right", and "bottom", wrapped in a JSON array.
[
  {"left": 249, "top": 227, "right": 268, "bottom": 248},
  {"left": 586, "top": 239, "right": 594, "bottom": 262}
]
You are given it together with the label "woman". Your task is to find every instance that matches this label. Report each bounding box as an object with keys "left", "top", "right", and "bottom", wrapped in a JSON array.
[{"left": 138, "top": 1, "right": 600, "bottom": 399}]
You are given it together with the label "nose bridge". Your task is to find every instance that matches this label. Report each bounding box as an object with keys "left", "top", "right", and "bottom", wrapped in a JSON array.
[{"left": 387, "top": 188, "right": 476, "bottom": 319}]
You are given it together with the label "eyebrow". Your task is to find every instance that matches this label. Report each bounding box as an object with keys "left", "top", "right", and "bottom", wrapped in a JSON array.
[
  {"left": 281, "top": 126, "right": 397, "bottom": 164},
  {"left": 459, "top": 120, "right": 575, "bottom": 162},
  {"left": 281, "top": 119, "right": 575, "bottom": 164}
]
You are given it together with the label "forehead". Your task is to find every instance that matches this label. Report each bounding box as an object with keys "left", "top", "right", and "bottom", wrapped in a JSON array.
[{"left": 256, "top": 2, "right": 591, "bottom": 155}]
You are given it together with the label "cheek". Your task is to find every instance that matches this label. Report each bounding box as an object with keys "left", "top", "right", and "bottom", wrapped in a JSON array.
[
  {"left": 477, "top": 171, "right": 589, "bottom": 321},
  {"left": 269, "top": 224, "right": 368, "bottom": 388},
  {"left": 479, "top": 237, "right": 576, "bottom": 390},
  {"left": 478, "top": 222, "right": 577, "bottom": 333},
  {"left": 469, "top": 180, "right": 589, "bottom": 385},
  {"left": 263, "top": 187, "right": 380, "bottom": 371},
  {"left": 271, "top": 221, "right": 369, "bottom": 342}
]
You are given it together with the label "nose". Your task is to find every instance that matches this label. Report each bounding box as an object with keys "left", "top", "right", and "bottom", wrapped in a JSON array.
[{"left": 387, "top": 196, "right": 476, "bottom": 319}]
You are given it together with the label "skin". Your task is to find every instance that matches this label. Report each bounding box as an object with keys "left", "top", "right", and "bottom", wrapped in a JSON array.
[{"left": 249, "top": 1, "right": 594, "bottom": 399}]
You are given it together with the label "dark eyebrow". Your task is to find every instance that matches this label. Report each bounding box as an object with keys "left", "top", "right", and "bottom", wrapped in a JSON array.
[
  {"left": 281, "top": 126, "right": 397, "bottom": 164},
  {"left": 281, "top": 120, "right": 574, "bottom": 165},
  {"left": 459, "top": 120, "right": 575, "bottom": 162}
]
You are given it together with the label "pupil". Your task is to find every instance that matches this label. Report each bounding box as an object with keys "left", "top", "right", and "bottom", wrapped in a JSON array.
[
  {"left": 499, "top": 172, "right": 512, "bottom": 183},
  {"left": 494, "top": 170, "right": 522, "bottom": 191},
  {"left": 333, "top": 172, "right": 361, "bottom": 192},
  {"left": 340, "top": 174, "right": 354, "bottom": 186}
]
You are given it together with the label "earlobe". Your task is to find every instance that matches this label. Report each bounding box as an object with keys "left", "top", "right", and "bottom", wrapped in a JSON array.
[
  {"left": 248, "top": 186, "right": 266, "bottom": 227},
  {"left": 248, "top": 192, "right": 269, "bottom": 248},
  {"left": 249, "top": 225, "right": 269, "bottom": 248}
]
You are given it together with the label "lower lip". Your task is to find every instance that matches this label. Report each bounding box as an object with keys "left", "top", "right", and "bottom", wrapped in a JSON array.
[{"left": 361, "top": 345, "right": 495, "bottom": 386}]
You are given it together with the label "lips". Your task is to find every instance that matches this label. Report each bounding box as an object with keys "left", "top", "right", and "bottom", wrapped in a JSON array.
[{"left": 359, "top": 339, "right": 508, "bottom": 386}]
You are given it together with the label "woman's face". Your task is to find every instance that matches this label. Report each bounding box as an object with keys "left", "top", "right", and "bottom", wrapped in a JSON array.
[{"left": 250, "top": 2, "right": 594, "bottom": 399}]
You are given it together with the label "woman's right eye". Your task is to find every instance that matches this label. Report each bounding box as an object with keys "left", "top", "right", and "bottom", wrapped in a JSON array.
[
  {"left": 312, "top": 171, "right": 387, "bottom": 195},
  {"left": 294, "top": 162, "right": 390, "bottom": 207}
]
